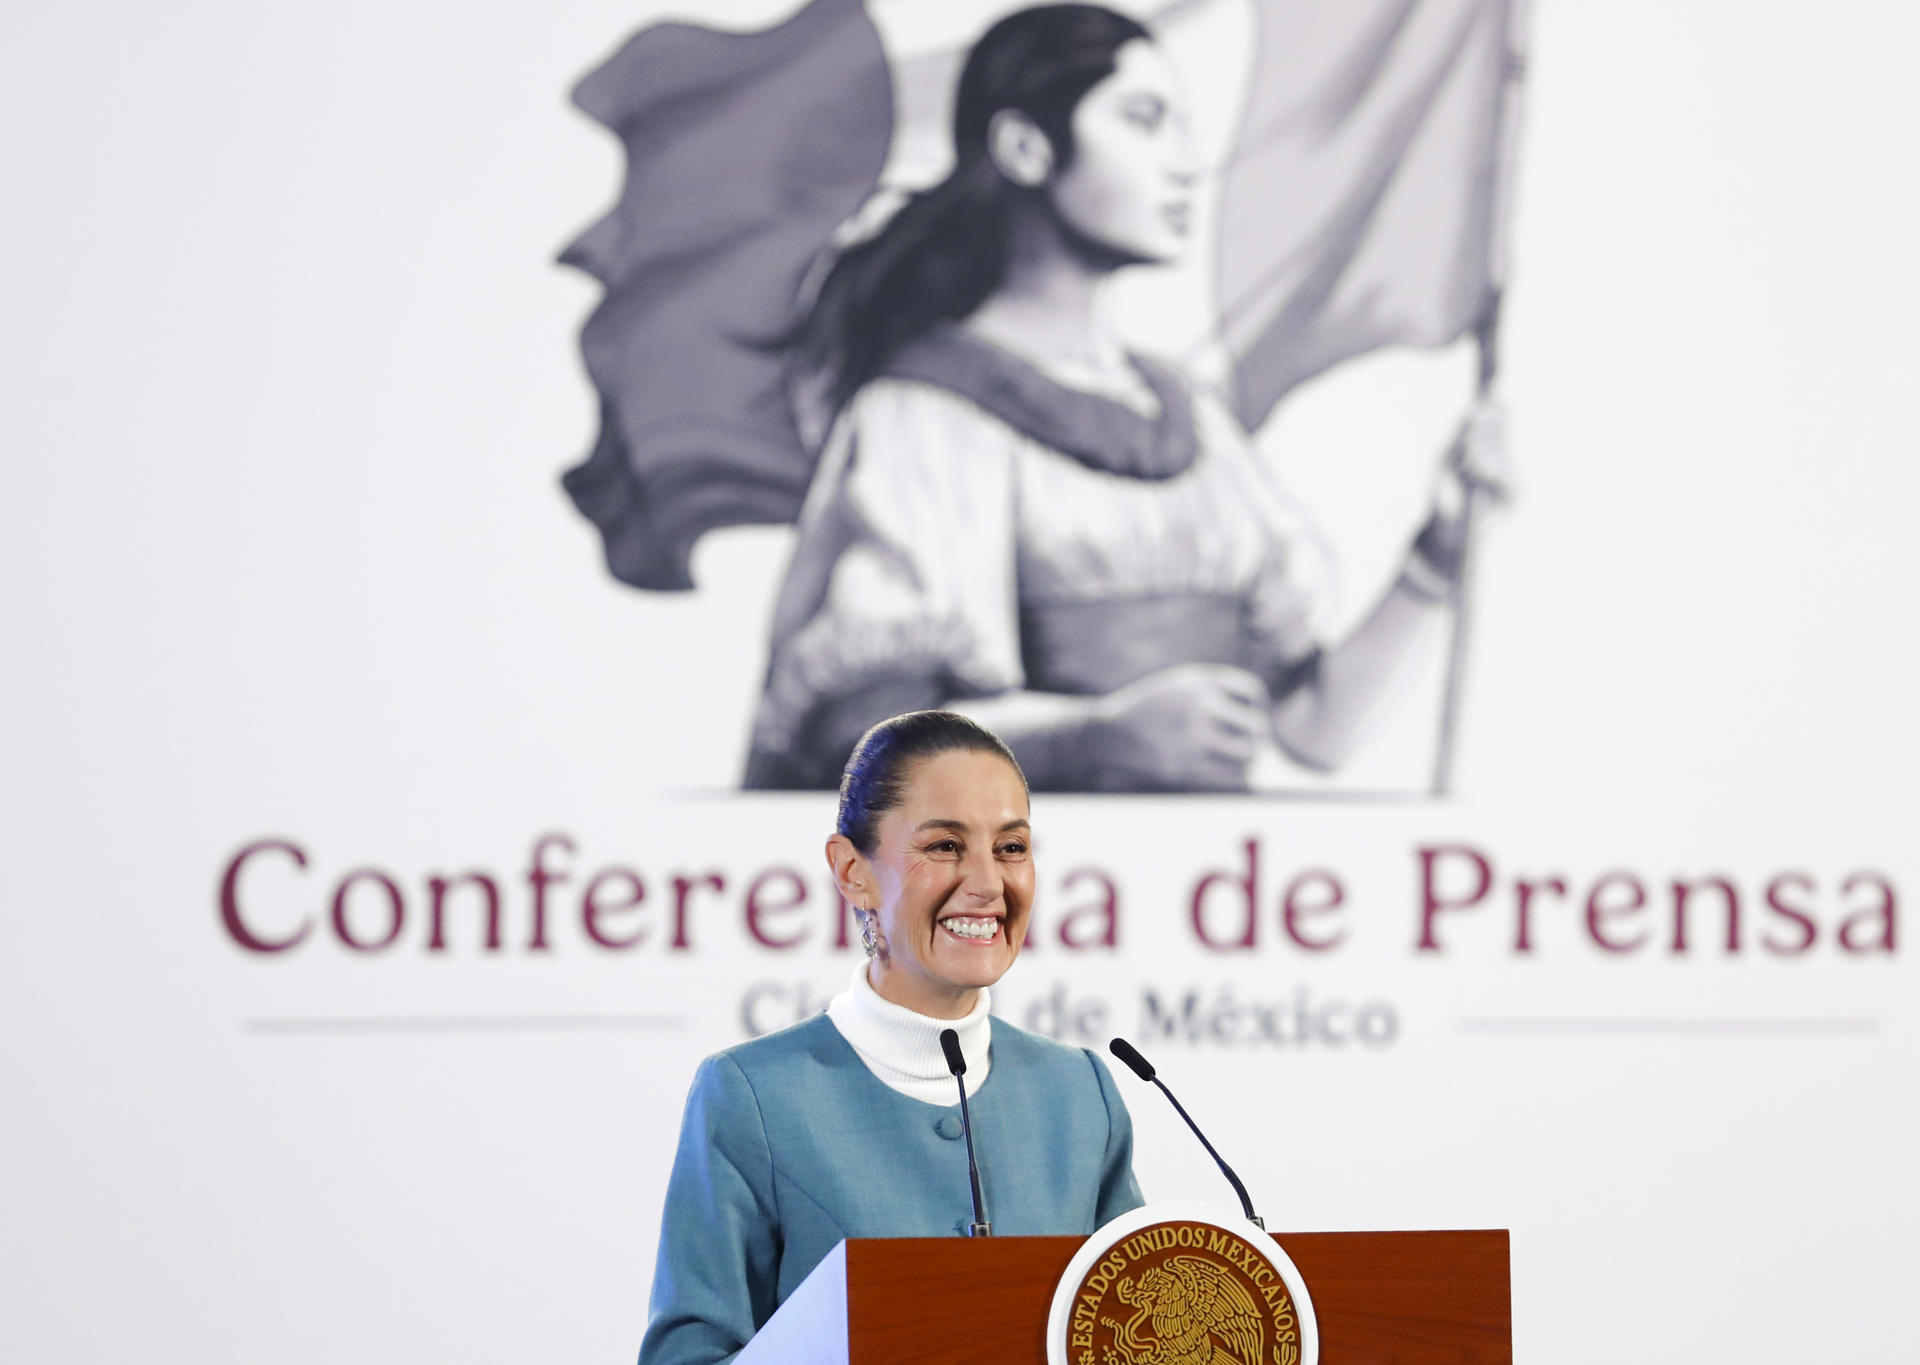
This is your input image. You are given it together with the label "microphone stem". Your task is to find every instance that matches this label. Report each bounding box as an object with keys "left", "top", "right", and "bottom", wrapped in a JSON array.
[
  {"left": 1153, "top": 1076, "right": 1262, "bottom": 1228},
  {"left": 955, "top": 1082, "right": 990, "bottom": 1236}
]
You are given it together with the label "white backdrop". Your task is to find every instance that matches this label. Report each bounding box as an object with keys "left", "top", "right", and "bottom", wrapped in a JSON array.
[{"left": 3, "top": 1, "right": 1917, "bottom": 1361}]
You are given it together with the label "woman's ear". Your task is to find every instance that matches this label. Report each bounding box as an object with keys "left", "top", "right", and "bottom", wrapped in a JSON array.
[
  {"left": 987, "top": 109, "right": 1055, "bottom": 188},
  {"left": 825, "top": 833, "right": 875, "bottom": 909}
]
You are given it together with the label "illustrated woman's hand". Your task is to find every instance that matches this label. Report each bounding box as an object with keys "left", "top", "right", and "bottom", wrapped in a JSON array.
[
  {"left": 1399, "top": 395, "right": 1513, "bottom": 595},
  {"left": 1088, "top": 664, "right": 1271, "bottom": 791},
  {"left": 1432, "top": 395, "right": 1513, "bottom": 527}
]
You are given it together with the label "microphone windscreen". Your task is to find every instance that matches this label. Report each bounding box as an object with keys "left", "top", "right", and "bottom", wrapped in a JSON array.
[
  {"left": 1108, "top": 1037, "right": 1155, "bottom": 1082},
  {"left": 940, "top": 1027, "right": 966, "bottom": 1077}
]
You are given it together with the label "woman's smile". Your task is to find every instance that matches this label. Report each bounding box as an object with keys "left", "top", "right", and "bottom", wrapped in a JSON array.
[{"left": 937, "top": 912, "right": 1004, "bottom": 943}]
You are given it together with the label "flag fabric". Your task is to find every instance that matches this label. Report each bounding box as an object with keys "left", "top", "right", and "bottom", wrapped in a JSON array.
[
  {"left": 561, "top": 0, "right": 893, "bottom": 591},
  {"left": 1214, "top": 0, "right": 1519, "bottom": 429}
]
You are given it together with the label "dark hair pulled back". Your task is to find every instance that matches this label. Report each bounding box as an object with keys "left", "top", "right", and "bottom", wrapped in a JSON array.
[
  {"left": 836, "top": 711, "right": 1028, "bottom": 854},
  {"left": 790, "top": 4, "right": 1151, "bottom": 417}
]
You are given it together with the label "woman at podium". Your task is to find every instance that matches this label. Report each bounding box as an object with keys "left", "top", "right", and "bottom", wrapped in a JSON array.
[{"left": 637, "top": 710, "right": 1143, "bottom": 1363}]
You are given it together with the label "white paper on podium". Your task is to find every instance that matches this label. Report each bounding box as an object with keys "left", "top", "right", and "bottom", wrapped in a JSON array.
[{"left": 735, "top": 1238, "right": 851, "bottom": 1365}]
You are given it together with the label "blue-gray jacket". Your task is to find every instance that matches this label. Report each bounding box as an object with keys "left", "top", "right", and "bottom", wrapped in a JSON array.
[{"left": 637, "top": 1013, "right": 1144, "bottom": 1364}]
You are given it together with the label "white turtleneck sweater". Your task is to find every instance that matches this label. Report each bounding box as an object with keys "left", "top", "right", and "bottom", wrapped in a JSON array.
[{"left": 824, "top": 960, "right": 992, "bottom": 1103}]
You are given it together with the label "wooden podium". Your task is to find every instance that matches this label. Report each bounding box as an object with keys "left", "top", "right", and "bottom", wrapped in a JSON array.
[{"left": 737, "top": 1229, "right": 1511, "bottom": 1363}]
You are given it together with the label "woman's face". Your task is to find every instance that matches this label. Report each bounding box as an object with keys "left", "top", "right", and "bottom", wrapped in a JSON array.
[
  {"left": 1047, "top": 39, "right": 1199, "bottom": 266},
  {"left": 856, "top": 749, "right": 1035, "bottom": 1019}
]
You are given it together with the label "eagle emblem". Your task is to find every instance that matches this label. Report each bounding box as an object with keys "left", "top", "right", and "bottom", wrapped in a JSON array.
[
  {"left": 1052, "top": 1213, "right": 1312, "bottom": 1365},
  {"left": 1101, "top": 1255, "right": 1269, "bottom": 1365}
]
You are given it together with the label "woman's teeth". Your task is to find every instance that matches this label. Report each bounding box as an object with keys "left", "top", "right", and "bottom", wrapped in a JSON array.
[{"left": 941, "top": 917, "right": 999, "bottom": 941}]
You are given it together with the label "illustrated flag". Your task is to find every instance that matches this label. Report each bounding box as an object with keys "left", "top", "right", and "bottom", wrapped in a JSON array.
[
  {"left": 562, "top": 0, "right": 893, "bottom": 591},
  {"left": 562, "top": 0, "right": 1523, "bottom": 590},
  {"left": 1214, "top": 0, "right": 1520, "bottom": 427}
]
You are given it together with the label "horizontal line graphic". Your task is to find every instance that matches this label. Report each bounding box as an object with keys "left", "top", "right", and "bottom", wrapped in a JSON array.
[
  {"left": 246, "top": 1014, "right": 687, "bottom": 1035},
  {"left": 1458, "top": 1016, "right": 1881, "bottom": 1036}
]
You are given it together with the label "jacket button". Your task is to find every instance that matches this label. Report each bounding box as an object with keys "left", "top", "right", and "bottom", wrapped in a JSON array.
[{"left": 934, "top": 1116, "right": 964, "bottom": 1140}]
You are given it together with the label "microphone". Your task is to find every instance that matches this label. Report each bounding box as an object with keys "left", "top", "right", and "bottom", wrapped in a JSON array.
[
  {"left": 939, "top": 1028, "right": 991, "bottom": 1237},
  {"left": 1109, "top": 1037, "right": 1263, "bottom": 1229}
]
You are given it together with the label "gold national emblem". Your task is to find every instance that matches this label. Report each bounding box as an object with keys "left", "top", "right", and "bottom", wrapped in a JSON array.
[{"left": 1064, "top": 1220, "right": 1303, "bottom": 1365}]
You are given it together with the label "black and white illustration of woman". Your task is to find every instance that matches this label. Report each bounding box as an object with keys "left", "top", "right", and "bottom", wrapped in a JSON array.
[{"left": 743, "top": 3, "right": 1509, "bottom": 792}]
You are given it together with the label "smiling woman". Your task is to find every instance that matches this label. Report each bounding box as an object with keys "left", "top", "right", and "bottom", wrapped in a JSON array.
[
  {"left": 827, "top": 735, "right": 1035, "bottom": 1017},
  {"left": 637, "top": 711, "right": 1143, "bottom": 1365}
]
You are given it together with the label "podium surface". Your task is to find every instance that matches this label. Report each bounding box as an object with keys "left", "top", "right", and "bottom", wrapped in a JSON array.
[{"left": 737, "top": 1229, "right": 1510, "bottom": 1363}]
